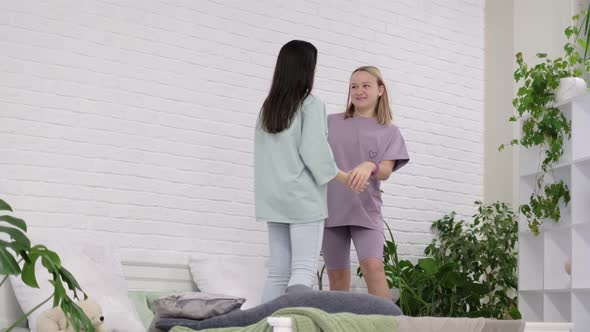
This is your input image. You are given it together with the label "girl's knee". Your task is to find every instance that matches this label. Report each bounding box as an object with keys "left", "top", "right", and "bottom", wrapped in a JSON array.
[
  {"left": 360, "top": 258, "right": 385, "bottom": 274},
  {"left": 327, "top": 268, "right": 350, "bottom": 278}
]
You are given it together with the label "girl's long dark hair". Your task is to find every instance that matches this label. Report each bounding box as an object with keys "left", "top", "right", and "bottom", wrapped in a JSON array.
[{"left": 260, "top": 40, "right": 317, "bottom": 134}]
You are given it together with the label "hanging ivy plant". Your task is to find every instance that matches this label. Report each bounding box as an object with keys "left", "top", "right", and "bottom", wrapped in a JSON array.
[{"left": 500, "top": 10, "right": 590, "bottom": 235}]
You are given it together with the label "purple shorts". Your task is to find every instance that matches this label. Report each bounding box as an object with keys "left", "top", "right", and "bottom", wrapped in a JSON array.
[{"left": 321, "top": 226, "right": 384, "bottom": 271}]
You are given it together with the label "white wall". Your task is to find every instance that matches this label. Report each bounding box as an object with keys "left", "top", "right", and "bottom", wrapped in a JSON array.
[
  {"left": 484, "top": 0, "right": 514, "bottom": 204},
  {"left": 514, "top": 0, "right": 581, "bottom": 63},
  {"left": 0, "top": 0, "right": 485, "bottom": 310}
]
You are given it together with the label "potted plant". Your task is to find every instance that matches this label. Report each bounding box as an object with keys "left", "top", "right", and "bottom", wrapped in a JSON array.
[
  {"left": 500, "top": 8, "right": 590, "bottom": 235},
  {"left": 0, "top": 198, "right": 94, "bottom": 332},
  {"left": 556, "top": 6, "right": 590, "bottom": 104},
  {"left": 357, "top": 201, "right": 520, "bottom": 319}
]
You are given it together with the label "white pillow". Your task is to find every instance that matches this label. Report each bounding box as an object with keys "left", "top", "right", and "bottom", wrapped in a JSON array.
[
  {"left": 9, "top": 239, "right": 143, "bottom": 332},
  {"left": 189, "top": 256, "right": 267, "bottom": 310}
]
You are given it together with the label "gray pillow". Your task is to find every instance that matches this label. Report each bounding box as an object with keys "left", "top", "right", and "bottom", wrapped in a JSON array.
[
  {"left": 147, "top": 314, "right": 165, "bottom": 332},
  {"left": 156, "top": 284, "right": 402, "bottom": 331},
  {"left": 152, "top": 292, "right": 246, "bottom": 320}
]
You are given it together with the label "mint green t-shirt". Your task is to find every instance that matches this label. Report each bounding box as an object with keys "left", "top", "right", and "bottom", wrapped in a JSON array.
[{"left": 254, "top": 95, "right": 339, "bottom": 223}]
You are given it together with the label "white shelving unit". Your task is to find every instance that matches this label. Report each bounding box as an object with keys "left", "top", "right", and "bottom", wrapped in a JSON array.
[{"left": 518, "top": 93, "right": 590, "bottom": 332}]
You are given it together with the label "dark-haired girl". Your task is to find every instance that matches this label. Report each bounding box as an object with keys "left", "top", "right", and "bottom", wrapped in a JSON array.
[{"left": 254, "top": 40, "right": 363, "bottom": 302}]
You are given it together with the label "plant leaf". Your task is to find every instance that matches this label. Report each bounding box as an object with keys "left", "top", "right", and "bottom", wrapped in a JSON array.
[
  {"left": 0, "top": 246, "right": 21, "bottom": 275},
  {"left": 0, "top": 215, "right": 27, "bottom": 232},
  {"left": 509, "top": 307, "right": 522, "bottom": 320},
  {"left": 21, "top": 253, "right": 40, "bottom": 288},
  {"left": 0, "top": 199, "right": 13, "bottom": 212},
  {"left": 0, "top": 226, "right": 31, "bottom": 250},
  {"left": 59, "top": 267, "right": 85, "bottom": 300},
  {"left": 61, "top": 299, "right": 95, "bottom": 332},
  {"left": 418, "top": 258, "right": 439, "bottom": 276}
]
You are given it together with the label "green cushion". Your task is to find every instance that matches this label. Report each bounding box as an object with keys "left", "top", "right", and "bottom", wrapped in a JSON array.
[{"left": 128, "top": 290, "right": 175, "bottom": 328}]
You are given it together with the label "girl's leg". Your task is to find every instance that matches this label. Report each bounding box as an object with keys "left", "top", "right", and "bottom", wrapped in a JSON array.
[
  {"left": 322, "top": 226, "right": 352, "bottom": 291},
  {"left": 261, "top": 222, "right": 292, "bottom": 302},
  {"left": 288, "top": 220, "right": 324, "bottom": 288},
  {"left": 359, "top": 258, "right": 389, "bottom": 299},
  {"left": 327, "top": 268, "right": 351, "bottom": 291},
  {"left": 352, "top": 226, "right": 391, "bottom": 299}
]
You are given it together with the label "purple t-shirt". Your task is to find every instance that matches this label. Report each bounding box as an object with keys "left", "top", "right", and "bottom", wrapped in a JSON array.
[{"left": 326, "top": 113, "right": 410, "bottom": 231}]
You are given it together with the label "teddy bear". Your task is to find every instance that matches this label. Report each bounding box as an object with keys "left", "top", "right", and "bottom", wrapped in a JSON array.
[{"left": 36, "top": 299, "right": 106, "bottom": 332}]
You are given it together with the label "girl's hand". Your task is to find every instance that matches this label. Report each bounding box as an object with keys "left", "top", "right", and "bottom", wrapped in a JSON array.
[
  {"left": 348, "top": 161, "right": 376, "bottom": 192},
  {"left": 335, "top": 171, "right": 366, "bottom": 193}
]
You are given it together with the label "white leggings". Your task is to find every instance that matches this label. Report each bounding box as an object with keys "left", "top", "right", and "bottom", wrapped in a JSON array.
[{"left": 261, "top": 220, "right": 324, "bottom": 303}]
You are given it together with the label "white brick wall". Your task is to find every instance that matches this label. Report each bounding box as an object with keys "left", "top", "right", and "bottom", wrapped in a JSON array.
[{"left": 0, "top": 0, "right": 483, "bottom": 278}]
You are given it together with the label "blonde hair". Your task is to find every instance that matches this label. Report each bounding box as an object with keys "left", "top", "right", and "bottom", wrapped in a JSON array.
[{"left": 344, "top": 66, "right": 393, "bottom": 126}]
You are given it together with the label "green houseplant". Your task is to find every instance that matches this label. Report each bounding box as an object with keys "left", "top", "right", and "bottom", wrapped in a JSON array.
[
  {"left": 0, "top": 198, "right": 94, "bottom": 332},
  {"left": 424, "top": 201, "right": 519, "bottom": 319},
  {"left": 500, "top": 9, "right": 590, "bottom": 235},
  {"left": 359, "top": 201, "right": 520, "bottom": 319}
]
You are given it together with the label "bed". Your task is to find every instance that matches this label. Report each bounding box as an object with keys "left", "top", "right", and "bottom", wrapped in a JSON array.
[
  {"left": 1, "top": 260, "right": 575, "bottom": 332},
  {"left": 134, "top": 261, "right": 571, "bottom": 332},
  {"left": 265, "top": 317, "right": 573, "bottom": 332}
]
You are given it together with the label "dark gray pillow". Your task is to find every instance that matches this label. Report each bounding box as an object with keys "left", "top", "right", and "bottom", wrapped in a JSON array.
[
  {"left": 155, "top": 284, "right": 402, "bottom": 331},
  {"left": 148, "top": 314, "right": 165, "bottom": 332},
  {"left": 152, "top": 292, "right": 246, "bottom": 320}
]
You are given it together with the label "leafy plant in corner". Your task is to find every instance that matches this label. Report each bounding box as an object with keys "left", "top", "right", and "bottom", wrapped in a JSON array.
[
  {"left": 499, "top": 10, "right": 590, "bottom": 234},
  {"left": 358, "top": 201, "right": 520, "bottom": 319},
  {"left": 0, "top": 198, "right": 94, "bottom": 332},
  {"left": 425, "top": 201, "right": 520, "bottom": 319}
]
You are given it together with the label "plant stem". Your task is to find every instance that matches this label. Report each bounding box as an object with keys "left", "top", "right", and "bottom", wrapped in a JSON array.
[
  {"left": 0, "top": 259, "right": 23, "bottom": 288},
  {"left": 316, "top": 264, "right": 325, "bottom": 291},
  {"left": 398, "top": 278, "right": 430, "bottom": 309},
  {"left": 449, "top": 289, "right": 457, "bottom": 317},
  {"left": 4, "top": 293, "right": 53, "bottom": 332},
  {"left": 0, "top": 275, "right": 8, "bottom": 288}
]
